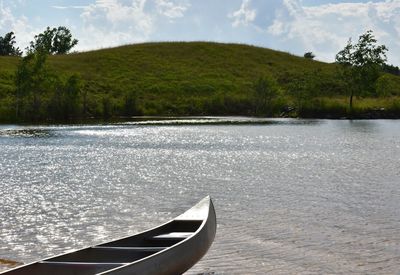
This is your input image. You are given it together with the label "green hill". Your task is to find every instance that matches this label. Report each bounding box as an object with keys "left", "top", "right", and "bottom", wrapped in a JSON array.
[{"left": 1, "top": 42, "right": 400, "bottom": 122}]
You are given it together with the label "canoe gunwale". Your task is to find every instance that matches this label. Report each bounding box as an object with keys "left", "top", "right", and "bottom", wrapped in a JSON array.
[{"left": 99, "top": 196, "right": 215, "bottom": 274}]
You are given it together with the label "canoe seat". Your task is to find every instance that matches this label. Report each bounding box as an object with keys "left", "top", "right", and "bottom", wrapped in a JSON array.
[
  {"left": 151, "top": 232, "right": 194, "bottom": 240},
  {"left": 93, "top": 246, "right": 167, "bottom": 252}
]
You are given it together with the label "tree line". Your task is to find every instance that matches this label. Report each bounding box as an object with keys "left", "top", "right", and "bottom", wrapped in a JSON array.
[
  {"left": 1, "top": 27, "right": 142, "bottom": 122},
  {"left": 0, "top": 26, "right": 78, "bottom": 56},
  {"left": 2, "top": 27, "right": 82, "bottom": 121},
  {"left": 253, "top": 30, "right": 398, "bottom": 117},
  {"left": 1, "top": 28, "right": 399, "bottom": 121}
]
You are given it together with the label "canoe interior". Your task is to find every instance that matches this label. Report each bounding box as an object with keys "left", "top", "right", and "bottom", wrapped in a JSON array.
[
  {"left": 4, "top": 263, "right": 123, "bottom": 275},
  {"left": 100, "top": 220, "right": 202, "bottom": 247},
  {"left": 3, "top": 220, "right": 204, "bottom": 275}
]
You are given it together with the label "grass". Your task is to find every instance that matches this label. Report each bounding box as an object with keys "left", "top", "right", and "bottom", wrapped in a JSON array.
[{"left": 0, "top": 42, "right": 399, "bottom": 122}]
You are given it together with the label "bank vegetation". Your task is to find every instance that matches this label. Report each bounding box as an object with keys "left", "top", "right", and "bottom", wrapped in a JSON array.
[{"left": 1, "top": 29, "right": 400, "bottom": 122}]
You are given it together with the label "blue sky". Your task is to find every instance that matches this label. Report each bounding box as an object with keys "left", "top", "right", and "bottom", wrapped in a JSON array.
[{"left": 1, "top": 0, "right": 399, "bottom": 65}]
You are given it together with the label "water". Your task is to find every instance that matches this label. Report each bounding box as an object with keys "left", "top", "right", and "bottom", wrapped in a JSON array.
[{"left": 0, "top": 118, "right": 399, "bottom": 274}]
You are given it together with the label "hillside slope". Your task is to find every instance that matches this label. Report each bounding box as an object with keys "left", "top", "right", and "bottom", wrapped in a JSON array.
[{"left": 1, "top": 42, "right": 399, "bottom": 121}]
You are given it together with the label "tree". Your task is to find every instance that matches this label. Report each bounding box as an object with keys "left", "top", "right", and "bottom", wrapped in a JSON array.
[
  {"left": 49, "top": 75, "right": 82, "bottom": 120},
  {"left": 62, "top": 75, "right": 81, "bottom": 118},
  {"left": 253, "top": 75, "right": 281, "bottom": 115},
  {"left": 286, "top": 70, "right": 320, "bottom": 114},
  {"left": 15, "top": 50, "right": 50, "bottom": 120},
  {"left": 102, "top": 96, "right": 113, "bottom": 119},
  {"left": 335, "top": 30, "right": 388, "bottom": 110},
  {"left": 16, "top": 50, "right": 83, "bottom": 121},
  {"left": 0, "top": 32, "right": 22, "bottom": 56},
  {"left": 124, "top": 90, "right": 139, "bottom": 116},
  {"left": 28, "top": 26, "right": 78, "bottom": 55},
  {"left": 304, "top": 52, "right": 315, "bottom": 60}
]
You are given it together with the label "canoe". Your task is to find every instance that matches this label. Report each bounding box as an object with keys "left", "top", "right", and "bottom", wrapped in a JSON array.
[{"left": 1, "top": 196, "right": 216, "bottom": 275}]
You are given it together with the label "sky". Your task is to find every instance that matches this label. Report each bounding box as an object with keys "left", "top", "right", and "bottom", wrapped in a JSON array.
[{"left": 0, "top": 0, "right": 399, "bottom": 65}]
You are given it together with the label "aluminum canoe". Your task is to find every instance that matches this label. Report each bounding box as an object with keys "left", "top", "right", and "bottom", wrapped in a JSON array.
[{"left": 1, "top": 196, "right": 216, "bottom": 275}]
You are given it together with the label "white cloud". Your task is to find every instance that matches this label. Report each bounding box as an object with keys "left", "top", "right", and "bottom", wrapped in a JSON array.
[
  {"left": 82, "top": 0, "right": 151, "bottom": 28},
  {"left": 267, "top": 0, "right": 400, "bottom": 64},
  {"left": 0, "top": 1, "right": 13, "bottom": 28},
  {"left": 229, "top": 0, "right": 256, "bottom": 27},
  {"left": 51, "top": 6, "right": 88, "bottom": 10},
  {"left": 155, "top": 0, "right": 189, "bottom": 19},
  {"left": 79, "top": 0, "right": 154, "bottom": 49},
  {"left": 0, "top": 1, "right": 38, "bottom": 51},
  {"left": 2, "top": 0, "right": 399, "bottom": 65},
  {"left": 77, "top": 0, "right": 191, "bottom": 51}
]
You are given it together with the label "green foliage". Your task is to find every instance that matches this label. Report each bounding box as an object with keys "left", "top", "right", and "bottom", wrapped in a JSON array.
[
  {"left": 102, "top": 96, "right": 113, "bottom": 119},
  {"left": 0, "top": 32, "right": 22, "bottom": 56},
  {"left": 48, "top": 75, "right": 82, "bottom": 120},
  {"left": 388, "top": 99, "right": 400, "bottom": 114},
  {"left": 28, "top": 26, "right": 78, "bottom": 55},
  {"left": 123, "top": 90, "right": 140, "bottom": 116},
  {"left": 304, "top": 52, "right": 315, "bottom": 59},
  {"left": 253, "top": 75, "right": 281, "bottom": 115},
  {"left": 0, "top": 41, "right": 399, "bottom": 121},
  {"left": 298, "top": 98, "right": 347, "bottom": 118},
  {"left": 335, "top": 30, "right": 388, "bottom": 110},
  {"left": 0, "top": 32, "right": 19, "bottom": 56},
  {"left": 15, "top": 50, "right": 83, "bottom": 121},
  {"left": 286, "top": 70, "right": 323, "bottom": 114},
  {"left": 376, "top": 74, "right": 400, "bottom": 97},
  {"left": 15, "top": 50, "right": 50, "bottom": 120},
  {"left": 382, "top": 64, "right": 400, "bottom": 76}
]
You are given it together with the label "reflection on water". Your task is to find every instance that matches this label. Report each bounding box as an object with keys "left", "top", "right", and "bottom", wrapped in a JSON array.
[
  {"left": 347, "top": 119, "right": 381, "bottom": 133},
  {"left": 120, "top": 117, "right": 321, "bottom": 126},
  {"left": 0, "top": 118, "right": 399, "bottom": 274},
  {"left": 0, "top": 129, "right": 53, "bottom": 138}
]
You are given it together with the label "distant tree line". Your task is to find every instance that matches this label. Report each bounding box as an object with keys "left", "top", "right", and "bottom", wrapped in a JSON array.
[
  {"left": 272, "top": 30, "right": 398, "bottom": 117},
  {"left": 335, "top": 30, "right": 388, "bottom": 111},
  {"left": 382, "top": 64, "right": 400, "bottom": 76},
  {"left": 1, "top": 28, "right": 399, "bottom": 121},
  {"left": 14, "top": 53, "right": 81, "bottom": 120},
  {"left": 6, "top": 27, "right": 81, "bottom": 121},
  {"left": 1, "top": 27, "right": 143, "bottom": 122},
  {"left": 253, "top": 31, "right": 394, "bottom": 117}
]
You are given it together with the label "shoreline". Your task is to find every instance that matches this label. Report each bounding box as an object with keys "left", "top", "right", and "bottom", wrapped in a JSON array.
[{"left": 1, "top": 111, "right": 400, "bottom": 125}]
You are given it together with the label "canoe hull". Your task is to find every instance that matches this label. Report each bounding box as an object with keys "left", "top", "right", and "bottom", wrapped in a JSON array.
[
  {"left": 1, "top": 197, "right": 217, "bottom": 275},
  {"left": 104, "top": 198, "right": 216, "bottom": 275}
]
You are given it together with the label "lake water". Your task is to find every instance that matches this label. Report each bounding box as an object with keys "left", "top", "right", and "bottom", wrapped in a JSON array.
[{"left": 0, "top": 118, "right": 399, "bottom": 274}]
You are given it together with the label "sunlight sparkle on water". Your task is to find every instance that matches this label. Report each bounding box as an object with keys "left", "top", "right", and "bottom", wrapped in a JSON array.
[{"left": 0, "top": 118, "right": 400, "bottom": 274}]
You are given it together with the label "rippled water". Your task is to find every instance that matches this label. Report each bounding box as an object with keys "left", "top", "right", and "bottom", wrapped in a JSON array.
[{"left": 0, "top": 118, "right": 399, "bottom": 274}]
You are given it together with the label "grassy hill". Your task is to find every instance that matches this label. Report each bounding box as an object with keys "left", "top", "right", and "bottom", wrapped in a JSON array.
[{"left": 1, "top": 42, "right": 400, "bottom": 122}]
